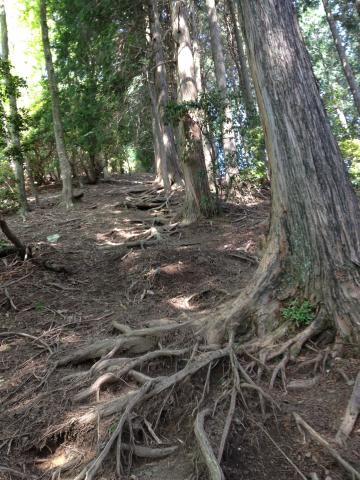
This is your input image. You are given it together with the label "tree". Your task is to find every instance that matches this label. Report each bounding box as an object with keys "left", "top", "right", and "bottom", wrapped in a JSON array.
[
  {"left": 171, "top": 0, "right": 215, "bottom": 222},
  {"left": 149, "top": 0, "right": 182, "bottom": 188},
  {"left": 225, "top": 0, "right": 255, "bottom": 120},
  {"left": 206, "top": 0, "right": 360, "bottom": 345},
  {"left": 39, "top": 0, "right": 73, "bottom": 208},
  {"left": 0, "top": 1, "right": 29, "bottom": 213},
  {"left": 205, "top": 0, "right": 236, "bottom": 162},
  {"left": 322, "top": 0, "right": 360, "bottom": 116},
  {"left": 189, "top": 0, "right": 215, "bottom": 181}
]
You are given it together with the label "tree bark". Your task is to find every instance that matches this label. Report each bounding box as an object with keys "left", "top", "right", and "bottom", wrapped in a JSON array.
[
  {"left": 25, "top": 159, "right": 39, "bottom": 206},
  {"left": 205, "top": 0, "right": 236, "bottom": 161},
  {"left": 171, "top": 1, "right": 215, "bottom": 222},
  {"left": 356, "top": 0, "right": 360, "bottom": 18},
  {"left": 150, "top": 0, "right": 182, "bottom": 187},
  {"left": 225, "top": 0, "right": 255, "bottom": 120},
  {"left": 148, "top": 77, "right": 170, "bottom": 191},
  {"left": 0, "top": 213, "right": 27, "bottom": 258},
  {"left": 322, "top": 0, "right": 360, "bottom": 117},
  {"left": 229, "top": 0, "right": 360, "bottom": 340},
  {"left": 0, "top": 2, "right": 29, "bottom": 213},
  {"left": 189, "top": 0, "right": 216, "bottom": 184},
  {"left": 39, "top": 0, "right": 73, "bottom": 208}
]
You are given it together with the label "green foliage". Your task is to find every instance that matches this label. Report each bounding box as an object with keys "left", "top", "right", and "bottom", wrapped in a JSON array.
[
  {"left": 339, "top": 138, "right": 360, "bottom": 187},
  {"left": 165, "top": 100, "right": 201, "bottom": 125},
  {"left": 35, "top": 301, "right": 45, "bottom": 312},
  {"left": 0, "top": 158, "right": 19, "bottom": 211},
  {"left": 281, "top": 299, "right": 315, "bottom": 327}
]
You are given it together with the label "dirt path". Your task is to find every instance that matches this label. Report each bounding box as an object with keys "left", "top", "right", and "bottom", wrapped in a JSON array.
[{"left": 0, "top": 175, "right": 359, "bottom": 480}]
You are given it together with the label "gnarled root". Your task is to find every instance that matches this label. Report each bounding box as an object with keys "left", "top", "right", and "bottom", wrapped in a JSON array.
[
  {"left": 336, "top": 370, "right": 360, "bottom": 446},
  {"left": 57, "top": 320, "right": 192, "bottom": 366},
  {"left": 194, "top": 409, "right": 225, "bottom": 480},
  {"left": 294, "top": 413, "right": 360, "bottom": 480},
  {"left": 74, "top": 347, "right": 190, "bottom": 403}
]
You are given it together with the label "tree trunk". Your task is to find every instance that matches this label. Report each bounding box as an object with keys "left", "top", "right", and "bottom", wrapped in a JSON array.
[
  {"left": 148, "top": 77, "right": 170, "bottom": 191},
  {"left": 150, "top": 0, "right": 182, "bottom": 186},
  {"left": 322, "top": 0, "right": 360, "bottom": 117},
  {"left": 225, "top": 0, "right": 255, "bottom": 120},
  {"left": 0, "top": 213, "right": 27, "bottom": 259},
  {"left": 39, "top": 0, "right": 73, "bottom": 208},
  {"left": 189, "top": 0, "right": 216, "bottom": 185},
  {"left": 25, "top": 159, "right": 39, "bottom": 206},
  {"left": 205, "top": 0, "right": 236, "bottom": 161},
  {"left": 218, "top": 0, "right": 360, "bottom": 342},
  {"left": 171, "top": 1, "right": 215, "bottom": 222},
  {"left": 0, "top": 2, "right": 29, "bottom": 213},
  {"left": 356, "top": 0, "right": 360, "bottom": 18}
]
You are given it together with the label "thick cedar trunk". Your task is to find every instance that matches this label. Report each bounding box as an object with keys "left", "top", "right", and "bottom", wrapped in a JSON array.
[
  {"left": 150, "top": 0, "right": 182, "bottom": 187},
  {"left": 0, "top": 3, "right": 29, "bottom": 213},
  {"left": 231, "top": 0, "right": 360, "bottom": 339},
  {"left": 225, "top": 0, "right": 255, "bottom": 120},
  {"left": 171, "top": 1, "right": 214, "bottom": 222},
  {"left": 205, "top": 0, "right": 236, "bottom": 161},
  {"left": 40, "top": 0, "right": 73, "bottom": 209},
  {"left": 322, "top": 0, "right": 360, "bottom": 117}
]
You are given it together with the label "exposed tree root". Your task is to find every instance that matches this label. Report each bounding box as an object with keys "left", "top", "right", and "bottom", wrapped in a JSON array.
[
  {"left": 74, "top": 348, "right": 190, "bottom": 403},
  {"left": 217, "top": 388, "right": 236, "bottom": 463},
  {"left": 194, "top": 409, "right": 225, "bottom": 480},
  {"left": 57, "top": 336, "right": 157, "bottom": 366},
  {"left": 71, "top": 349, "right": 229, "bottom": 479},
  {"left": 336, "top": 370, "right": 360, "bottom": 446},
  {"left": 287, "top": 376, "right": 320, "bottom": 391},
  {"left": 0, "top": 465, "right": 37, "bottom": 479},
  {"left": 121, "top": 443, "right": 178, "bottom": 458},
  {"left": 0, "top": 214, "right": 29, "bottom": 259},
  {"left": 294, "top": 413, "right": 360, "bottom": 480},
  {"left": 269, "top": 353, "right": 288, "bottom": 390},
  {"left": 46, "top": 265, "right": 358, "bottom": 480}
]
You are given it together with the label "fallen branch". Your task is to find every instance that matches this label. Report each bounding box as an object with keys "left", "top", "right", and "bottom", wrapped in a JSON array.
[
  {"left": 293, "top": 412, "right": 360, "bottom": 480},
  {"left": 194, "top": 409, "right": 225, "bottom": 480}
]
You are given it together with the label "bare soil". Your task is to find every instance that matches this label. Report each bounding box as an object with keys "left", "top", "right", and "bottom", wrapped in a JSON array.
[{"left": 0, "top": 175, "right": 359, "bottom": 480}]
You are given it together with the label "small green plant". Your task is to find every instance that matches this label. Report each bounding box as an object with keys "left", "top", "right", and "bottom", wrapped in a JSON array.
[
  {"left": 35, "top": 301, "right": 45, "bottom": 312},
  {"left": 281, "top": 299, "right": 315, "bottom": 327}
]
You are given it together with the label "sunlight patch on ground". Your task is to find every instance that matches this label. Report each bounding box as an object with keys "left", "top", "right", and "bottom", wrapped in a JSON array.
[{"left": 167, "top": 294, "right": 198, "bottom": 311}]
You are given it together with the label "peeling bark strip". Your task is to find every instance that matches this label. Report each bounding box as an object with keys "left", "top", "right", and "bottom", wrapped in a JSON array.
[
  {"left": 322, "top": 0, "right": 360, "bottom": 117},
  {"left": 237, "top": 0, "right": 360, "bottom": 338},
  {"left": 0, "top": 2, "right": 29, "bottom": 213},
  {"left": 40, "top": 0, "right": 73, "bottom": 209}
]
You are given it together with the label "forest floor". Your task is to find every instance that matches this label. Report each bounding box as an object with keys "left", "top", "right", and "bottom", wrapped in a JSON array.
[{"left": 0, "top": 174, "right": 359, "bottom": 480}]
